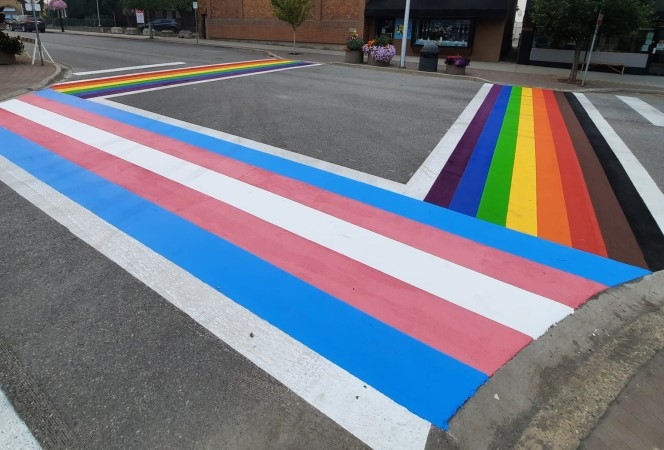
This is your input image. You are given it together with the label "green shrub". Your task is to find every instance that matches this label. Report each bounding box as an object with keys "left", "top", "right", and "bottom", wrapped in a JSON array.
[{"left": 0, "top": 31, "right": 24, "bottom": 55}]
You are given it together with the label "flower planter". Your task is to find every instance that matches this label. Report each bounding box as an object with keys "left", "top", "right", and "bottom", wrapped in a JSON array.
[
  {"left": 368, "top": 57, "right": 391, "bottom": 67},
  {"left": 344, "top": 50, "right": 363, "bottom": 64},
  {"left": 445, "top": 64, "right": 466, "bottom": 75},
  {"left": 0, "top": 52, "right": 17, "bottom": 65}
]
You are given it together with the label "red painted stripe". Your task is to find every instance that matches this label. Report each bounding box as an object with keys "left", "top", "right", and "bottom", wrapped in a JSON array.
[
  {"left": 1, "top": 107, "right": 533, "bottom": 375},
  {"left": 545, "top": 91, "right": 607, "bottom": 256},
  {"left": 52, "top": 59, "right": 277, "bottom": 91},
  {"left": 22, "top": 94, "right": 607, "bottom": 309},
  {"left": 533, "top": 88, "right": 572, "bottom": 246}
]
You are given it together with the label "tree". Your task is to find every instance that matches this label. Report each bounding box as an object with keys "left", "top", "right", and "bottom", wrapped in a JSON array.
[
  {"left": 531, "top": 0, "right": 655, "bottom": 81},
  {"left": 271, "top": 0, "right": 312, "bottom": 55}
]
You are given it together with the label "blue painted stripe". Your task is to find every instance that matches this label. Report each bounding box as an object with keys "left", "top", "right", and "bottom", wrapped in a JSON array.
[
  {"left": 69, "top": 61, "right": 315, "bottom": 98},
  {"left": 449, "top": 86, "right": 510, "bottom": 216},
  {"left": 0, "top": 126, "right": 487, "bottom": 428},
  {"left": 33, "top": 90, "right": 650, "bottom": 285}
]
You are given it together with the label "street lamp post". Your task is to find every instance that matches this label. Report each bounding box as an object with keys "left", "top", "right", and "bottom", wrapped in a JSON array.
[{"left": 399, "top": 0, "right": 411, "bottom": 68}]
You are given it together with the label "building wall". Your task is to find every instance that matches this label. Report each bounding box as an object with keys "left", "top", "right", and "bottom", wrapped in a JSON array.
[
  {"left": 205, "top": 0, "right": 365, "bottom": 45},
  {"left": 203, "top": 0, "right": 510, "bottom": 61}
]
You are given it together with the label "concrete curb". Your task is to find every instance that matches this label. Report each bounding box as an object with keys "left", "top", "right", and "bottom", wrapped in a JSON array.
[{"left": 437, "top": 271, "right": 664, "bottom": 449}]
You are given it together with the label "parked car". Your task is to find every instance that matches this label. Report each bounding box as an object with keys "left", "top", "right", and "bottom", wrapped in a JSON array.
[
  {"left": 8, "top": 15, "right": 45, "bottom": 33},
  {"left": 138, "top": 18, "right": 180, "bottom": 33}
]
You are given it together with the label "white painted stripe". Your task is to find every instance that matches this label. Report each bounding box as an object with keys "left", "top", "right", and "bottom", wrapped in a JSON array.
[
  {"left": 94, "top": 65, "right": 321, "bottom": 99},
  {"left": 575, "top": 94, "right": 664, "bottom": 234},
  {"left": 0, "top": 390, "right": 41, "bottom": 449},
  {"left": 92, "top": 98, "right": 406, "bottom": 194},
  {"left": 0, "top": 156, "right": 431, "bottom": 450},
  {"left": 72, "top": 62, "right": 186, "bottom": 76},
  {"left": 3, "top": 100, "right": 573, "bottom": 338},
  {"left": 617, "top": 95, "right": 664, "bottom": 127},
  {"left": 55, "top": 59, "right": 273, "bottom": 85},
  {"left": 404, "top": 83, "right": 494, "bottom": 199}
]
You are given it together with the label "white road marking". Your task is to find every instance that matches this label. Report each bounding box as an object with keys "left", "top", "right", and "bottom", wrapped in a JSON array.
[
  {"left": 3, "top": 99, "right": 574, "bottom": 338},
  {"left": 0, "top": 155, "right": 431, "bottom": 450},
  {"left": 93, "top": 98, "right": 406, "bottom": 193},
  {"left": 72, "top": 62, "right": 186, "bottom": 76},
  {"left": 0, "top": 390, "right": 41, "bottom": 449},
  {"left": 617, "top": 95, "right": 664, "bottom": 127},
  {"left": 404, "top": 83, "right": 494, "bottom": 199},
  {"left": 575, "top": 93, "right": 664, "bottom": 234}
]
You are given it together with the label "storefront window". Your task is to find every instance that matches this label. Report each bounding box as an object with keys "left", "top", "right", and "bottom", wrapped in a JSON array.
[{"left": 414, "top": 19, "right": 472, "bottom": 47}]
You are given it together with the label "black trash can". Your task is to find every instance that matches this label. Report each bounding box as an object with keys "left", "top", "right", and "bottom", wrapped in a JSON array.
[{"left": 418, "top": 41, "right": 439, "bottom": 72}]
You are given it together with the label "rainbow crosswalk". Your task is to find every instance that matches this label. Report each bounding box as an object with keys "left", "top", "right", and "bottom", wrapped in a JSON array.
[
  {"left": 52, "top": 59, "right": 318, "bottom": 98},
  {"left": 0, "top": 82, "right": 658, "bottom": 448},
  {"left": 424, "top": 85, "right": 664, "bottom": 271}
]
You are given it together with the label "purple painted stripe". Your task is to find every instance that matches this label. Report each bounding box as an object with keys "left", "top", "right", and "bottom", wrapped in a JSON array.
[
  {"left": 77, "top": 62, "right": 313, "bottom": 98},
  {"left": 424, "top": 84, "right": 502, "bottom": 207}
]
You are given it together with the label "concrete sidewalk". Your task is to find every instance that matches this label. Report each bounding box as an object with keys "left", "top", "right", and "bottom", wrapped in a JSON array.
[{"left": 1, "top": 30, "right": 664, "bottom": 450}]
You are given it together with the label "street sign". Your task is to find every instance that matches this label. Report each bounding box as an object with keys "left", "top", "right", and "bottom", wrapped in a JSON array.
[{"left": 192, "top": 2, "right": 198, "bottom": 9}]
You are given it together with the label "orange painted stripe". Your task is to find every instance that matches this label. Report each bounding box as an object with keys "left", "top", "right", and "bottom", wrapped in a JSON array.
[
  {"left": 52, "top": 60, "right": 280, "bottom": 91},
  {"left": 545, "top": 91, "right": 607, "bottom": 256},
  {"left": 533, "top": 89, "right": 572, "bottom": 247}
]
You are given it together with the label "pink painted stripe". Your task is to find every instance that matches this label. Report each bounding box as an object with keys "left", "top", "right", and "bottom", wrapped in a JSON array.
[
  {"left": 1, "top": 107, "right": 532, "bottom": 375},
  {"left": 23, "top": 94, "right": 607, "bottom": 308}
]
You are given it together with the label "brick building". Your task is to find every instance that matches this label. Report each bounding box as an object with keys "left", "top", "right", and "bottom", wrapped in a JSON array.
[{"left": 200, "top": 0, "right": 518, "bottom": 61}]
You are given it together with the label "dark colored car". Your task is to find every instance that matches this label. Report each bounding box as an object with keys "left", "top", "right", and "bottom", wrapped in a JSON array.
[
  {"left": 9, "top": 15, "right": 45, "bottom": 32},
  {"left": 139, "top": 18, "right": 180, "bottom": 33}
]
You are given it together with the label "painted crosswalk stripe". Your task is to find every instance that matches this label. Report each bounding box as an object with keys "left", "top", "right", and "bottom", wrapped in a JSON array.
[
  {"left": 0, "top": 91, "right": 650, "bottom": 441},
  {"left": 36, "top": 89, "right": 646, "bottom": 286},
  {"left": 0, "top": 157, "right": 430, "bottom": 450},
  {"left": 0, "top": 98, "right": 578, "bottom": 339},
  {"left": 617, "top": 95, "right": 664, "bottom": 127},
  {"left": 72, "top": 62, "right": 186, "bottom": 76}
]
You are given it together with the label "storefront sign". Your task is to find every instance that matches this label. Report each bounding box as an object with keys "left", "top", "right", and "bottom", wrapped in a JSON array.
[{"left": 394, "top": 19, "right": 412, "bottom": 40}]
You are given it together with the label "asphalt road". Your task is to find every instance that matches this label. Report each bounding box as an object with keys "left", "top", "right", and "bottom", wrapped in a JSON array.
[{"left": 2, "top": 33, "right": 664, "bottom": 449}]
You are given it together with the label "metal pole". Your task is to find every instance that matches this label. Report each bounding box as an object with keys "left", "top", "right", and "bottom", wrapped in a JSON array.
[
  {"left": 29, "top": 0, "right": 44, "bottom": 66},
  {"left": 96, "top": 0, "right": 101, "bottom": 26},
  {"left": 398, "top": 0, "right": 411, "bottom": 68},
  {"left": 582, "top": 12, "right": 602, "bottom": 87}
]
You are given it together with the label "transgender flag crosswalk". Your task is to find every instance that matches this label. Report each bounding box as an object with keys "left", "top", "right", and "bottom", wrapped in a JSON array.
[{"left": 0, "top": 88, "right": 652, "bottom": 448}]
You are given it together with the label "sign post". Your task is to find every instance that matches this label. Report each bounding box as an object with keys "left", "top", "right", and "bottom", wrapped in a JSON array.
[
  {"left": 26, "top": 0, "right": 44, "bottom": 66},
  {"left": 193, "top": 1, "right": 198, "bottom": 44},
  {"left": 582, "top": 11, "right": 603, "bottom": 86}
]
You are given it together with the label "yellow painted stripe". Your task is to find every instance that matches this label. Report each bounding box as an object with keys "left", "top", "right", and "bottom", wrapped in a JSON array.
[
  {"left": 53, "top": 61, "right": 287, "bottom": 92},
  {"left": 506, "top": 87, "right": 537, "bottom": 235}
]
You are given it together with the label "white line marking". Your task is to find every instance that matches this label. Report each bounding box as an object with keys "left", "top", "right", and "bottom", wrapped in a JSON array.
[
  {"left": 0, "top": 390, "right": 41, "bottom": 449},
  {"left": 56, "top": 59, "right": 279, "bottom": 85},
  {"left": 617, "top": 95, "right": 664, "bottom": 127},
  {"left": 575, "top": 93, "right": 664, "bottom": 233},
  {"left": 0, "top": 156, "right": 431, "bottom": 450},
  {"left": 72, "top": 62, "right": 186, "bottom": 76},
  {"left": 404, "top": 83, "right": 494, "bottom": 199},
  {"left": 92, "top": 98, "right": 406, "bottom": 193},
  {"left": 96, "top": 64, "right": 322, "bottom": 99},
  {"left": 3, "top": 99, "right": 574, "bottom": 338}
]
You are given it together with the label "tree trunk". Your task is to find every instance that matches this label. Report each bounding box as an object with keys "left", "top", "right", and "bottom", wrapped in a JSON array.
[
  {"left": 292, "top": 27, "right": 296, "bottom": 54},
  {"left": 569, "top": 42, "right": 583, "bottom": 82}
]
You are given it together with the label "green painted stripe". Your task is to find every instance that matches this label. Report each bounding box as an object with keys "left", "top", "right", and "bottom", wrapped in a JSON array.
[
  {"left": 58, "top": 61, "right": 297, "bottom": 95},
  {"left": 477, "top": 86, "right": 521, "bottom": 225}
]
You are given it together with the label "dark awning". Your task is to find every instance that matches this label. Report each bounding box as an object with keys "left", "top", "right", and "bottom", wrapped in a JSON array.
[{"left": 364, "top": 0, "right": 510, "bottom": 18}]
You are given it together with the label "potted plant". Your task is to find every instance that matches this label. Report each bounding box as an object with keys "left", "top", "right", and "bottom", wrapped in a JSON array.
[
  {"left": 362, "top": 36, "right": 397, "bottom": 66},
  {"left": 0, "top": 30, "right": 24, "bottom": 65},
  {"left": 344, "top": 33, "right": 365, "bottom": 63},
  {"left": 444, "top": 55, "right": 470, "bottom": 75}
]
